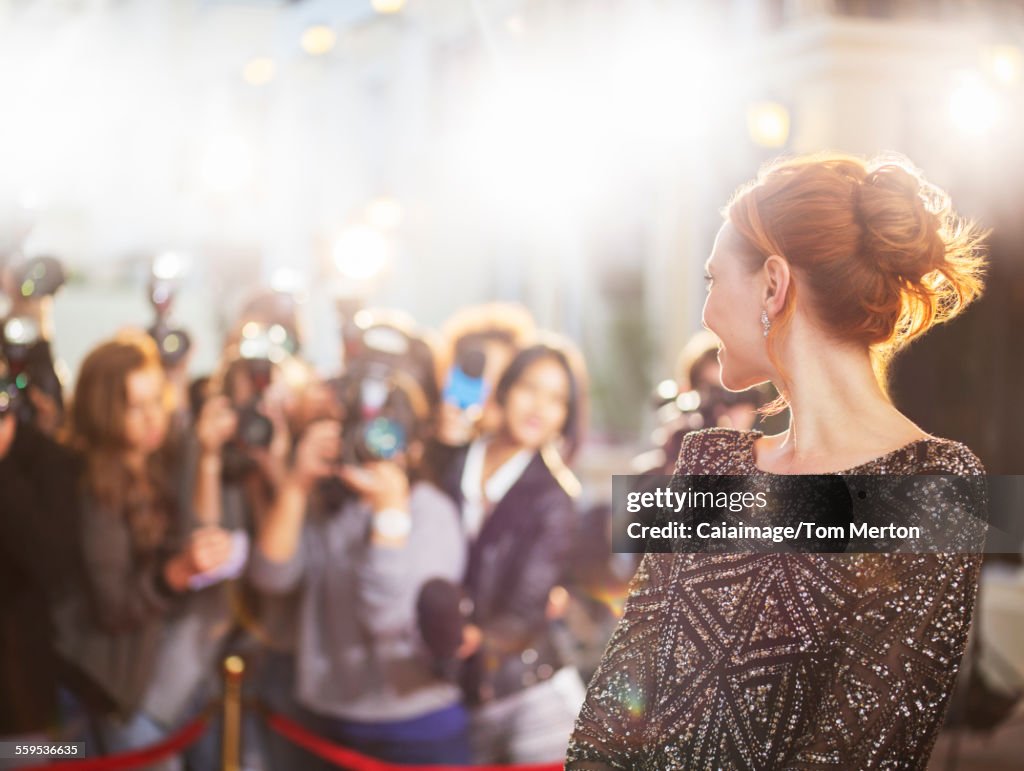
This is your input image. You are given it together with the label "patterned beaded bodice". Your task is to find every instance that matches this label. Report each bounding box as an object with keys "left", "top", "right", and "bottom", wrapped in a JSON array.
[{"left": 566, "top": 427, "right": 986, "bottom": 770}]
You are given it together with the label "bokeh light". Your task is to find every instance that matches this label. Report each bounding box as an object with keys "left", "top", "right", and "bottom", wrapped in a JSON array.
[
  {"left": 747, "top": 101, "right": 790, "bottom": 148},
  {"left": 243, "top": 57, "right": 276, "bottom": 86},
  {"left": 332, "top": 225, "right": 390, "bottom": 283},
  {"left": 372, "top": 0, "right": 406, "bottom": 15},
  {"left": 982, "top": 44, "right": 1022, "bottom": 87},
  {"left": 949, "top": 71, "right": 1000, "bottom": 136},
  {"left": 301, "top": 25, "right": 336, "bottom": 56}
]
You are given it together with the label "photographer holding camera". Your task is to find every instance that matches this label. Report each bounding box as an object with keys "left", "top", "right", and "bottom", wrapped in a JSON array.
[
  {"left": 0, "top": 254, "right": 68, "bottom": 436},
  {"left": 0, "top": 256, "right": 84, "bottom": 763},
  {"left": 249, "top": 357, "right": 470, "bottom": 765},
  {"left": 0, "top": 396, "right": 81, "bottom": 766}
]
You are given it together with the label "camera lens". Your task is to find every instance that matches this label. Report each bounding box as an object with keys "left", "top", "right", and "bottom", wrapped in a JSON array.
[
  {"left": 151, "top": 327, "right": 192, "bottom": 368},
  {"left": 361, "top": 417, "right": 406, "bottom": 460},
  {"left": 0, "top": 380, "right": 16, "bottom": 416},
  {"left": 236, "top": 406, "right": 274, "bottom": 449}
]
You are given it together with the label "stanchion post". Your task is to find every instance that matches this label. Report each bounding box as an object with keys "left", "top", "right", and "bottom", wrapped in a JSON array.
[{"left": 222, "top": 655, "right": 245, "bottom": 771}]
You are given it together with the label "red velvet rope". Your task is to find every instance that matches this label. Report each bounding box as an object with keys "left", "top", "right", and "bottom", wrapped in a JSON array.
[
  {"left": 14, "top": 706, "right": 565, "bottom": 771},
  {"left": 264, "top": 710, "right": 565, "bottom": 771},
  {"left": 13, "top": 715, "right": 209, "bottom": 771}
]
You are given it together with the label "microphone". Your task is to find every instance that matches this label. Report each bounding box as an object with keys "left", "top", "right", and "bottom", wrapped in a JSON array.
[{"left": 416, "top": 578, "right": 466, "bottom": 680}]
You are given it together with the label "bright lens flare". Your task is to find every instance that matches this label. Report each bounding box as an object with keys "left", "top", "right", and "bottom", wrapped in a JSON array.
[
  {"left": 153, "top": 251, "right": 188, "bottom": 280},
  {"left": 949, "top": 72, "right": 999, "bottom": 136},
  {"left": 655, "top": 379, "right": 679, "bottom": 402},
  {"left": 460, "top": 76, "right": 601, "bottom": 216},
  {"left": 982, "top": 44, "right": 1022, "bottom": 86},
  {"left": 270, "top": 267, "right": 303, "bottom": 293},
  {"left": 200, "top": 137, "right": 254, "bottom": 194},
  {"left": 747, "top": 102, "right": 790, "bottom": 148},
  {"left": 589, "top": 587, "right": 629, "bottom": 619},
  {"left": 623, "top": 689, "right": 645, "bottom": 718},
  {"left": 365, "top": 197, "right": 405, "bottom": 230},
  {"left": 332, "top": 225, "right": 390, "bottom": 282}
]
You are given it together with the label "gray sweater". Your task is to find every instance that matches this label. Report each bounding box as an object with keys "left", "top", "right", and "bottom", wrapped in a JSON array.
[{"left": 248, "top": 480, "right": 466, "bottom": 722}]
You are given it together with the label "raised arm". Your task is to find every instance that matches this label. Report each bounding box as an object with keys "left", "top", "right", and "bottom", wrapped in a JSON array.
[
  {"left": 250, "top": 420, "right": 339, "bottom": 593},
  {"left": 190, "top": 395, "right": 238, "bottom": 527},
  {"left": 350, "top": 478, "right": 466, "bottom": 637},
  {"left": 79, "top": 498, "right": 179, "bottom": 632},
  {"left": 565, "top": 552, "right": 675, "bottom": 769}
]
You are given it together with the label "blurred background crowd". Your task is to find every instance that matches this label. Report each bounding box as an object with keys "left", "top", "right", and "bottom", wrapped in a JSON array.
[{"left": 1, "top": 0, "right": 1023, "bottom": 769}]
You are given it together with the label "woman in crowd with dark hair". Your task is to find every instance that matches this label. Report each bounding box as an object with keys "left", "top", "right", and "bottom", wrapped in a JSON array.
[
  {"left": 440, "top": 338, "right": 588, "bottom": 764},
  {"left": 54, "top": 332, "right": 235, "bottom": 766},
  {"left": 421, "top": 302, "right": 537, "bottom": 487},
  {"left": 566, "top": 153, "right": 990, "bottom": 769}
]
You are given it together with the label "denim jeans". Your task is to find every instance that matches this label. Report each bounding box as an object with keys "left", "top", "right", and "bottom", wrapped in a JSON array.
[{"left": 95, "top": 711, "right": 181, "bottom": 771}]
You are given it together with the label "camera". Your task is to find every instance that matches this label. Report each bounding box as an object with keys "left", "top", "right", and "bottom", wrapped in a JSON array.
[
  {"left": 331, "top": 369, "right": 421, "bottom": 466},
  {"left": 10, "top": 255, "right": 65, "bottom": 299},
  {"left": 316, "top": 318, "right": 433, "bottom": 509},
  {"left": 0, "top": 363, "right": 21, "bottom": 419},
  {"left": 0, "top": 256, "right": 66, "bottom": 424},
  {"left": 147, "top": 258, "right": 192, "bottom": 369},
  {"left": 341, "top": 311, "right": 439, "bottom": 408},
  {"left": 317, "top": 368, "right": 426, "bottom": 511},
  {"left": 220, "top": 322, "right": 295, "bottom": 481},
  {"left": 333, "top": 318, "right": 434, "bottom": 465}
]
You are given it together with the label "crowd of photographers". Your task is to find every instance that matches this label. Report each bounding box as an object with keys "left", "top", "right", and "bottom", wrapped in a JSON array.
[{"left": 0, "top": 255, "right": 763, "bottom": 770}]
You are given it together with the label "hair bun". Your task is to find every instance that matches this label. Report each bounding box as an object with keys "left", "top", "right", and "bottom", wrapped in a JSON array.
[
  {"left": 855, "top": 163, "right": 946, "bottom": 281},
  {"left": 726, "top": 152, "right": 986, "bottom": 417}
]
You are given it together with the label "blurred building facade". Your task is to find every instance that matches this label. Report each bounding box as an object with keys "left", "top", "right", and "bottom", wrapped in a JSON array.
[{"left": 0, "top": 0, "right": 1020, "bottom": 461}]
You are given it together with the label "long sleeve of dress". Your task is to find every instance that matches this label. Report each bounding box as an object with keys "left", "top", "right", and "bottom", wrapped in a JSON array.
[
  {"left": 565, "top": 552, "right": 675, "bottom": 769},
  {"left": 566, "top": 432, "right": 702, "bottom": 769}
]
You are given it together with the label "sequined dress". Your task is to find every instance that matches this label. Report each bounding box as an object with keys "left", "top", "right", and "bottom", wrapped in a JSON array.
[{"left": 566, "top": 427, "right": 986, "bottom": 770}]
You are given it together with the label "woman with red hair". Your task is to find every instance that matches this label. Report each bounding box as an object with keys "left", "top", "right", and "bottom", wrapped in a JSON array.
[{"left": 567, "top": 154, "right": 989, "bottom": 769}]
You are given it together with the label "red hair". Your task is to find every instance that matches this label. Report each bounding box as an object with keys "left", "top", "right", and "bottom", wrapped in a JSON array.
[{"left": 726, "top": 153, "right": 987, "bottom": 416}]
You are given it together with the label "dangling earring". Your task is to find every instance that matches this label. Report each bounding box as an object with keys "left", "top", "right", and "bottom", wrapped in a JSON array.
[{"left": 761, "top": 309, "right": 771, "bottom": 338}]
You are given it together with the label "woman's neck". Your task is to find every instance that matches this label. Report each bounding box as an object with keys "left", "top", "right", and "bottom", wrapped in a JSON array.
[
  {"left": 482, "top": 432, "right": 528, "bottom": 482},
  {"left": 769, "top": 337, "right": 924, "bottom": 469}
]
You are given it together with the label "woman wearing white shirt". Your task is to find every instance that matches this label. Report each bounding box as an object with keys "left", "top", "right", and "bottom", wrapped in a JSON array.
[{"left": 440, "top": 340, "right": 589, "bottom": 764}]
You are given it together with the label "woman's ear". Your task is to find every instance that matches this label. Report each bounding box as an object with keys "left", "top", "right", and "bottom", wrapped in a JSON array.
[{"left": 762, "top": 255, "right": 791, "bottom": 316}]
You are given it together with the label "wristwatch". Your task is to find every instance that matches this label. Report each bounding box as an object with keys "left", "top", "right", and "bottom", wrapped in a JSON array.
[{"left": 372, "top": 508, "right": 412, "bottom": 540}]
